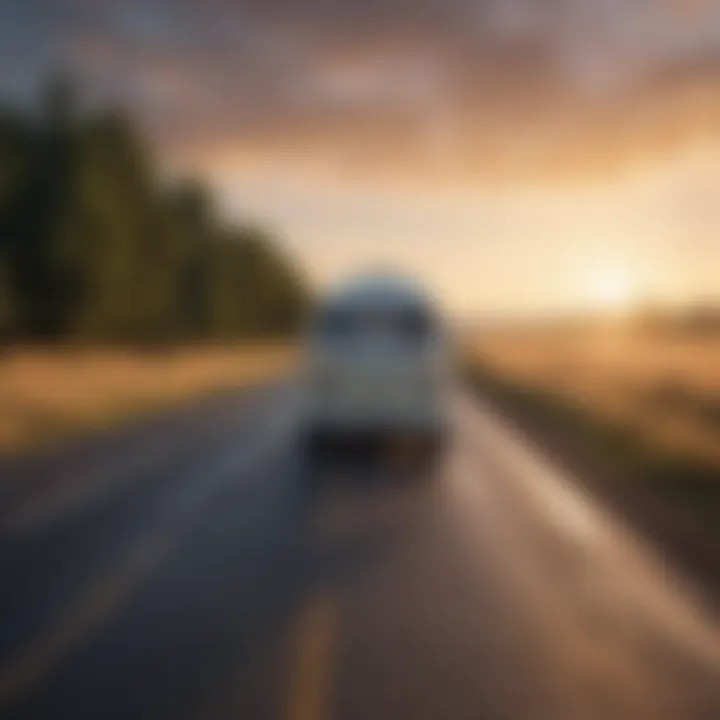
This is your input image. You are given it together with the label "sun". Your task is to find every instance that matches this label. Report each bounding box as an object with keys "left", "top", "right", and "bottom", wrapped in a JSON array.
[{"left": 585, "top": 268, "right": 635, "bottom": 312}]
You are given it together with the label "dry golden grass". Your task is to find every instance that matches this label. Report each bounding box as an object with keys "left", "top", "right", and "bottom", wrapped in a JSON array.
[
  {"left": 468, "top": 326, "right": 720, "bottom": 467},
  {"left": 0, "top": 345, "right": 295, "bottom": 451}
]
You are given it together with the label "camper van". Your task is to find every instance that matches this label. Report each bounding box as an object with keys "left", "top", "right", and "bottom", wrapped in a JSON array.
[{"left": 301, "top": 274, "right": 450, "bottom": 455}]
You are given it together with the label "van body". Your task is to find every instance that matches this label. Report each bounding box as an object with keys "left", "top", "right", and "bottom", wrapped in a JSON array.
[{"left": 301, "top": 274, "right": 450, "bottom": 451}]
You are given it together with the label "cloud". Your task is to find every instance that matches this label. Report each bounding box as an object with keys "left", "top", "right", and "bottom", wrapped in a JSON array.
[{"left": 2, "top": 0, "right": 720, "bottom": 182}]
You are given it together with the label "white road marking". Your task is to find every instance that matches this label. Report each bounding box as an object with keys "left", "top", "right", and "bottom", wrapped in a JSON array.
[
  {"left": 459, "top": 397, "right": 604, "bottom": 544},
  {"left": 1, "top": 386, "right": 287, "bottom": 535},
  {"left": 457, "top": 392, "right": 720, "bottom": 671}
]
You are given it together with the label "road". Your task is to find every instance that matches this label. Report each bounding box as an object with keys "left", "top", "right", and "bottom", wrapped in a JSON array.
[{"left": 0, "top": 383, "right": 718, "bottom": 720}]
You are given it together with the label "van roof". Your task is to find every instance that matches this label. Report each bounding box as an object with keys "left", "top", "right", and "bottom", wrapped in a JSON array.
[{"left": 322, "top": 273, "right": 432, "bottom": 311}]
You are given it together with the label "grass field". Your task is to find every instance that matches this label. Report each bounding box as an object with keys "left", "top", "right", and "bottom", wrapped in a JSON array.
[
  {"left": 468, "top": 325, "right": 720, "bottom": 466},
  {"left": 0, "top": 345, "right": 294, "bottom": 452},
  {"left": 465, "top": 323, "right": 720, "bottom": 536}
]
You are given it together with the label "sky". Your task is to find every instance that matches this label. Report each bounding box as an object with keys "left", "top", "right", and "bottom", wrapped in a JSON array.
[{"left": 2, "top": 0, "right": 720, "bottom": 317}]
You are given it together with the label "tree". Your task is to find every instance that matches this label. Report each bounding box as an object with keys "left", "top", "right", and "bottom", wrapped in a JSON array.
[{"left": 0, "top": 78, "right": 310, "bottom": 344}]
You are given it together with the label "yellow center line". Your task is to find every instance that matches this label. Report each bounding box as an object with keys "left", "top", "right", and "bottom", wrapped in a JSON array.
[
  {"left": 282, "top": 592, "right": 338, "bottom": 720},
  {"left": 0, "top": 529, "right": 172, "bottom": 707}
]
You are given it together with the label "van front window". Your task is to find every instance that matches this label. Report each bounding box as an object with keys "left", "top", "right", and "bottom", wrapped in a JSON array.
[{"left": 316, "top": 306, "right": 433, "bottom": 346}]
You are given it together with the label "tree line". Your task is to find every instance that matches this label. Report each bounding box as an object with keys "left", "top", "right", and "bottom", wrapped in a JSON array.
[{"left": 0, "top": 79, "right": 309, "bottom": 344}]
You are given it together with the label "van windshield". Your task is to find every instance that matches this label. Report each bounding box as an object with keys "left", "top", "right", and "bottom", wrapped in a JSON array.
[{"left": 315, "top": 306, "right": 434, "bottom": 344}]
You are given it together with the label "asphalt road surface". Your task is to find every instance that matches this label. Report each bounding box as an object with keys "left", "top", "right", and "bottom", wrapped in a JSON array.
[{"left": 0, "top": 383, "right": 718, "bottom": 720}]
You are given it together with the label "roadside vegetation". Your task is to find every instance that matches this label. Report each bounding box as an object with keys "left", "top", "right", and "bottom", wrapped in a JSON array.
[
  {"left": 0, "top": 77, "right": 309, "bottom": 346},
  {"left": 0, "top": 77, "right": 308, "bottom": 452},
  {"left": 464, "top": 316, "right": 720, "bottom": 539},
  {"left": 0, "top": 345, "right": 294, "bottom": 451}
]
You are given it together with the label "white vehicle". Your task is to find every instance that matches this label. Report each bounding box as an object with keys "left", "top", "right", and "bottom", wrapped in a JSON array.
[{"left": 301, "top": 274, "right": 450, "bottom": 455}]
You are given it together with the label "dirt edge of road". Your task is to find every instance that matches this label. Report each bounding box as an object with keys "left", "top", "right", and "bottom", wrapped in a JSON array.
[
  {"left": 465, "top": 363, "right": 720, "bottom": 609},
  {"left": 0, "top": 346, "right": 294, "bottom": 454}
]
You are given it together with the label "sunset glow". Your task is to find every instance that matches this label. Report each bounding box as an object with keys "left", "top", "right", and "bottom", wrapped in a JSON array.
[
  {"left": 4, "top": 0, "right": 720, "bottom": 317},
  {"left": 585, "top": 268, "right": 636, "bottom": 313}
]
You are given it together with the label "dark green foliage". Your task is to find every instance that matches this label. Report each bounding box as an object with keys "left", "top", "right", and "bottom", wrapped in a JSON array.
[{"left": 0, "top": 79, "right": 309, "bottom": 344}]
